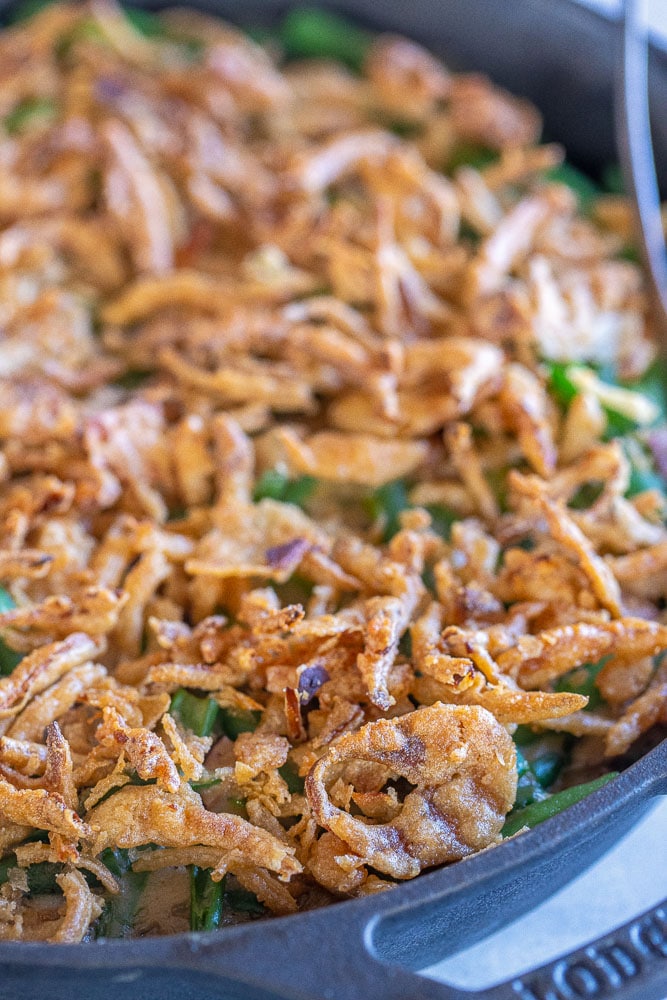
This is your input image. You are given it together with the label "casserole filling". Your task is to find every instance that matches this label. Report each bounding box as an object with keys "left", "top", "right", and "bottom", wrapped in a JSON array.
[{"left": 0, "top": 0, "right": 664, "bottom": 940}]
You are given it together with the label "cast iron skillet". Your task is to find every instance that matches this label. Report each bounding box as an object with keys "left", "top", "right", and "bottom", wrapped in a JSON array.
[{"left": 0, "top": 1, "right": 666, "bottom": 997}]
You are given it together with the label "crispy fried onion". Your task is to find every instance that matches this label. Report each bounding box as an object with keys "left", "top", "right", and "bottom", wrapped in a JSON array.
[
  {"left": 497, "top": 618, "right": 667, "bottom": 689},
  {"left": 0, "top": 634, "right": 103, "bottom": 720},
  {"left": 53, "top": 869, "right": 104, "bottom": 943},
  {"left": 411, "top": 605, "right": 588, "bottom": 722},
  {"left": 0, "top": 773, "right": 89, "bottom": 840},
  {"left": 86, "top": 783, "right": 301, "bottom": 880},
  {"left": 306, "top": 703, "right": 516, "bottom": 879},
  {"left": 0, "top": 588, "right": 128, "bottom": 646},
  {"left": 95, "top": 707, "right": 180, "bottom": 793}
]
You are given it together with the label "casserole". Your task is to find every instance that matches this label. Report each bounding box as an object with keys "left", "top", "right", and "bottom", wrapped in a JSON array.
[{"left": 0, "top": 0, "right": 665, "bottom": 997}]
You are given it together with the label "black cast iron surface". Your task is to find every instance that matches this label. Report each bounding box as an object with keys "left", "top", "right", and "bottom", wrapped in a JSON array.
[{"left": 0, "top": 1, "right": 666, "bottom": 996}]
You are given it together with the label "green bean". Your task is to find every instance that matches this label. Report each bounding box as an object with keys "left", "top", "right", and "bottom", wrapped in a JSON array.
[
  {"left": 190, "top": 866, "right": 225, "bottom": 932},
  {"left": 622, "top": 437, "right": 665, "bottom": 498},
  {"left": 398, "top": 630, "right": 412, "bottom": 658},
  {"left": 546, "top": 363, "right": 666, "bottom": 465},
  {"left": 0, "top": 587, "right": 15, "bottom": 614},
  {"left": 281, "top": 476, "right": 317, "bottom": 506},
  {"left": 513, "top": 733, "right": 570, "bottom": 805},
  {"left": 546, "top": 361, "right": 581, "bottom": 408},
  {"left": 619, "top": 244, "right": 640, "bottom": 264},
  {"left": 274, "top": 572, "right": 314, "bottom": 607},
  {"left": 279, "top": 8, "right": 372, "bottom": 73},
  {"left": 385, "top": 118, "right": 423, "bottom": 140},
  {"left": 95, "top": 847, "right": 148, "bottom": 939},
  {"left": 513, "top": 724, "right": 541, "bottom": 746},
  {"left": 363, "top": 480, "right": 410, "bottom": 541},
  {"left": 0, "top": 856, "right": 60, "bottom": 893},
  {"left": 253, "top": 469, "right": 316, "bottom": 507},
  {"left": 123, "top": 5, "right": 165, "bottom": 38},
  {"left": 623, "top": 361, "right": 667, "bottom": 423},
  {"left": 602, "top": 163, "right": 625, "bottom": 195},
  {"left": 121, "top": 4, "right": 202, "bottom": 57},
  {"left": 0, "top": 848, "right": 147, "bottom": 938},
  {"left": 4, "top": 97, "right": 56, "bottom": 136},
  {"left": 605, "top": 409, "right": 644, "bottom": 439},
  {"left": 513, "top": 747, "right": 548, "bottom": 808},
  {"left": 225, "top": 887, "right": 265, "bottom": 915},
  {"left": 27, "top": 861, "right": 62, "bottom": 894},
  {"left": 166, "top": 505, "right": 187, "bottom": 522},
  {"left": 545, "top": 163, "right": 600, "bottom": 214},
  {"left": 220, "top": 707, "right": 261, "bottom": 740},
  {"left": 278, "top": 760, "right": 305, "bottom": 794},
  {"left": 424, "top": 504, "right": 457, "bottom": 541},
  {"left": 244, "top": 24, "right": 277, "bottom": 45},
  {"left": 189, "top": 776, "right": 222, "bottom": 791},
  {"left": 567, "top": 480, "right": 605, "bottom": 511},
  {"left": 98, "top": 847, "right": 131, "bottom": 879},
  {"left": 530, "top": 752, "right": 564, "bottom": 789},
  {"left": 515, "top": 745, "right": 530, "bottom": 778},
  {"left": 0, "top": 857, "right": 13, "bottom": 885},
  {"left": 227, "top": 796, "right": 247, "bottom": 813},
  {"left": 55, "top": 17, "right": 106, "bottom": 58},
  {"left": 502, "top": 772, "right": 617, "bottom": 837},
  {"left": 362, "top": 480, "right": 456, "bottom": 545},
  {"left": 555, "top": 656, "right": 610, "bottom": 711},
  {"left": 598, "top": 362, "right": 665, "bottom": 437},
  {"left": 170, "top": 689, "right": 219, "bottom": 737},
  {"left": 113, "top": 369, "right": 152, "bottom": 391},
  {"left": 96, "top": 870, "right": 147, "bottom": 938},
  {"left": 627, "top": 461, "right": 665, "bottom": 498},
  {"left": 0, "top": 587, "right": 23, "bottom": 676},
  {"left": 446, "top": 143, "right": 497, "bottom": 174},
  {"left": 484, "top": 465, "right": 511, "bottom": 513},
  {"left": 521, "top": 731, "right": 570, "bottom": 782},
  {"left": 8, "top": 0, "right": 53, "bottom": 23}
]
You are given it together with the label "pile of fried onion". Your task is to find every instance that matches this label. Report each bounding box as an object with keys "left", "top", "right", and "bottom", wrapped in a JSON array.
[{"left": 0, "top": 0, "right": 665, "bottom": 941}]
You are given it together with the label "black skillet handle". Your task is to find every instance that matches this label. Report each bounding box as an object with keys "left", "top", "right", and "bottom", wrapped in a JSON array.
[
  {"left": 187, "top": 900, "right": 667, "bottom": 1000},
  {"left": 362, "top": 898, "right": 667, "bottom": 1000},
  {"left": 184, "top": 893, "right": 667, "bottom": 1000}
]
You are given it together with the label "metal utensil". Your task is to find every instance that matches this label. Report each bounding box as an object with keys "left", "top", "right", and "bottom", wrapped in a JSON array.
[{"left": 617, "top": 0, "right": 667, "bottom": 336}]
